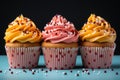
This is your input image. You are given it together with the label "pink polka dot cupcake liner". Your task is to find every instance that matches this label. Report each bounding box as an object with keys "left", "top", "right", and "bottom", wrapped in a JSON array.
[
  {"left": 80, "top": 45, "right": 116, "bottom": 69},
  {"left": 5, "top": 46, "right": 41, "bottom": 69},
  {"left": 42, "top": 47, "right": 78, "bottom": 70}
]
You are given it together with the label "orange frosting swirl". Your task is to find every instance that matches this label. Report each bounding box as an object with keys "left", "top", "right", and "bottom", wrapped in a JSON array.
[
  {"left": 4, "top": 15, "right": 42, "bottom": 43},
  {"left": 79, "top": 14, "right": 116, "bottom": 43}
]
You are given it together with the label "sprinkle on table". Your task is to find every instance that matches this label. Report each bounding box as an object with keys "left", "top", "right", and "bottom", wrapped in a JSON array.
[
  {"left": 75, "top": 73, "right": 79, "bottom": 77},
  {"left": 0, "top": 70, "right": 2, "bottom": 73}
]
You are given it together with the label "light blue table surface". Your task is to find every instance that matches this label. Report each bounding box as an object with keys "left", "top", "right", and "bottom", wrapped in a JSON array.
[{"left": 0, "top": 55, "right": 120, "bottom": 80}]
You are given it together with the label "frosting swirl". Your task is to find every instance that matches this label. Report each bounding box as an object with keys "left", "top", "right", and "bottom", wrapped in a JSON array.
[
  {"left": 4, "top": 15, "right": 42, "bottom": 43},
  {"left": 79, "top": 14, "right": 116, "bottom": 43},
  {"left": 42, "top": 15, "right": 79, "bottom": 43}
]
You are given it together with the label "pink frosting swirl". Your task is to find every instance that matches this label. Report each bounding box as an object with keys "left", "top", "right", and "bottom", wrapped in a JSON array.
[{"left": 42, "top": 15, "right": 79, "bottom": 43}]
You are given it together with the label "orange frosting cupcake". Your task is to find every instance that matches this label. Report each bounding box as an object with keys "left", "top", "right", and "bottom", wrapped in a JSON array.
[
  {"left": 4, "top": 15, "right": 41, "bottom": 69},
  {"left": 79, "top": 14, "right": 116, "bottom": 69}
]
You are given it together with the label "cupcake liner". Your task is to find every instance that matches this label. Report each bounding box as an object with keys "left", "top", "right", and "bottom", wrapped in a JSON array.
[
  {"left": 5, "top": 46, "right": 41, "bottom": 69},
  {"left": 80, "top": 45, "right": 116, "bottom": 69},
  {"left": 42, "top": 47, "right": 78, "bottom": 70}
]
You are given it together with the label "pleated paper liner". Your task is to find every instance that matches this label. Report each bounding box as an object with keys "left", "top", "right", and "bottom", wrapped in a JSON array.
[
  {"left": 80, "top": 45, "right": 116, "bottom": 69},
  {"left": 42, "top": 47, "right": 78, "bottom": 70},
  {"left": 5, "top": 46, "right": 41, "bottom": 69}
]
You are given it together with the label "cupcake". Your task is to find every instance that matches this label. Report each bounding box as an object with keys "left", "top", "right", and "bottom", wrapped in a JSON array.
[
  {"left": 79, "top": 14, "right": 116, "bottom": 69},
  {"left": 42, "top": 15, "right": 79, "bottom": 70},
  {"left": 4, "top": 15, "right": 42, "bottom": 69}
]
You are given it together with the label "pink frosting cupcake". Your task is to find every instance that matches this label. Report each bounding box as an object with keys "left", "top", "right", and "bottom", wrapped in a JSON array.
[{"left": 42, "top": 14, "right": 79, "bottom": 70}]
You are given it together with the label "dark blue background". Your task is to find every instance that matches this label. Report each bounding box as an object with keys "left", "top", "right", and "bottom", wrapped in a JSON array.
[{"left": 0, "top": 0, "right": 119, "bottom": 55}]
